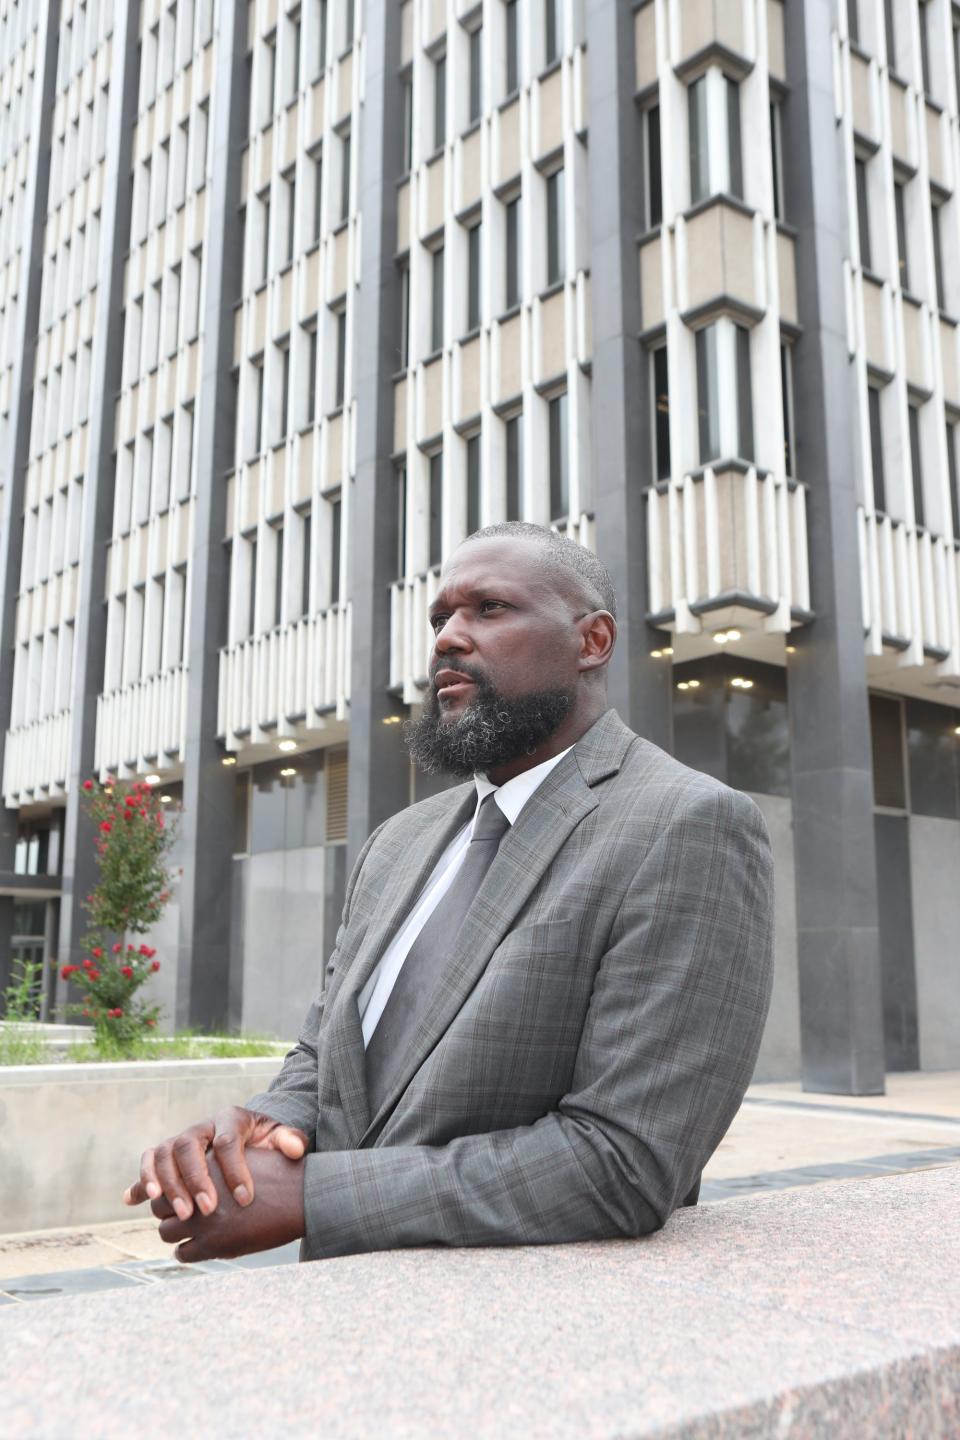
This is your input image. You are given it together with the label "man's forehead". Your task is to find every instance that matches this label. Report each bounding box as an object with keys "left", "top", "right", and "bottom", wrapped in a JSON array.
[{"left": 435, "top": 539, "right": 551, "bottom": 601}]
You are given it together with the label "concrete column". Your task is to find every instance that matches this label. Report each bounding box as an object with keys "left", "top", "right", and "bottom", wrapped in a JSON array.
[
  {"left": 0, "top": 0, "right": 61, "bottom": 996},
  {"left": 175, "top": 0, "right": 249, "bottom": 1031},
  {"left": 56, "top": 0, "right": 141, "bottom": 989},
  {"left": 584, "top": 0, "right": 671, "bottom": 750},
  {"left": 347, "top": 0, "right": 409, "bottom": 868},
  {"left": 783, "top": 0, "right": 885, "bottom": 1093}
]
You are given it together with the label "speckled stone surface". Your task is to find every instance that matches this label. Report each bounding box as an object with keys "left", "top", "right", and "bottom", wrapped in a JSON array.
[{"left": 1, "top": 1166, "right": 957, "bottom": 1439}]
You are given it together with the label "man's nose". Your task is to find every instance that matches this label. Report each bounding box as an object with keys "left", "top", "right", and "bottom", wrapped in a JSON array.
[{"left": 433, "top": 613, "right": 473, "bottom": 653}]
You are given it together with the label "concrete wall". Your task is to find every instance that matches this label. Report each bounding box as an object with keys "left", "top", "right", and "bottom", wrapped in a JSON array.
[
  {"left": 749, "top": 793, "right": 801, "bottom": 1082},
  {"left": 0, "top": 1056, "right": 284, "bottom": 1231},
  {"left": 909, "top": 816, "right": 960, "bottom": 1070},
  {"left": 240, "top": 845, "right": 328, "bottom": 1040}
]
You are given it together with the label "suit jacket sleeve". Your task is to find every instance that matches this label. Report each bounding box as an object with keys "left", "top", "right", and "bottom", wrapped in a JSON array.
[
  {"left": 242, "top": 820, "right": 388, "bottom": 1142},
  {"left": 299, "top": 783, "right": 775, "bottom": 1257}
]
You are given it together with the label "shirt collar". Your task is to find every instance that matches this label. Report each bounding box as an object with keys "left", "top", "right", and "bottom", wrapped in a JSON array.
[{"left": 472, "top": 745, "right": 576, "bottom": 827}]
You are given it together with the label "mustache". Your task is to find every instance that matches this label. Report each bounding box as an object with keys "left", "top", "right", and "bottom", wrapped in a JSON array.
[{"left": 429, "top": 660, "right": 490, "bottom": 690}]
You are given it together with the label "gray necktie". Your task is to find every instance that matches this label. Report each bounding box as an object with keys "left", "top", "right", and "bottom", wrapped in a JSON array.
[{"left": 365, "top": 792, "right": 512, "bottom": 1116}]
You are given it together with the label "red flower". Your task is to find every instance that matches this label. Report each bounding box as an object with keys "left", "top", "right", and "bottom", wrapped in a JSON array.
[
  {"left": 60, "top": 964, "right": 74, "bottom": 979},
  {"left": 139, "top": 809, "right": 147, "bottom": 818},
  {"left": 150, "top": 960, "right": 161, "bottom": 973},
  {"left": 112, "top": 943, "right": 122, "bottom": 953},
  {"left": 82, "top": 779, "right": 94, "bottom": 791},
  {"left": 82, "top": 958, "right": 93, "bottom": 970},
  {"left": 139, "top": 944, "right": 156, "bottom": 958},
  {"left": 125, "top": 793, "right": 136, "bottom": 806},
  {"left": 121, "top": 966, "right": 134, "bottom": 979},
  {"left": 114, "top": 1008, "right": 123, "bottom": 1018},
  {"left": 147, "top": 1019, "right": 156, "bottom": 1028},
  {"left": 99, "top": 821, "right": 112, "bottom": 834},
  {"left": 82, "top": 1008, "right": 90, "bottom": 1017},
  {"left": 91, "top": 947, "right": 103, "bottom": 959},
  {"left": 88, "top": 969, "right": 101, "bottom": 982}
]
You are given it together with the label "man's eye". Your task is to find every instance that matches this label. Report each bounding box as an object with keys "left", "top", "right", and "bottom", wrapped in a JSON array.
[
  {"left": 479, "top": 600, "right": 505, "bottom": 613},
  {"left": 430, "top": 615, "right": 448, "bottom": 633}
]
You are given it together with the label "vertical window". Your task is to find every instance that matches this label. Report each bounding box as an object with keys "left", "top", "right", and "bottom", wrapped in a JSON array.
[
  {"left": 300, "top": 508, "right": 312, "bottom": 616},
  {"left": 334, "top": 307, "right": 347, "bottom": 409},
  {"left": 469, "top": 25, "right": 482, "bottom": 123},
  {"left": 467, "top": 222, "right": 481, "bottom": 331},
  {"left": 646, "top": 104, "right": 662, "bottom": 228},
  {"left": 178, "top": 402, "right": 194, "bottom": 500},
  {"left": 884, "top": 0, "right": 897, "bottom": 71},
  {"left": 466, "top": 433, "right": 481, "bottom": 534},
  {"left": 932, "top": 203, "right": 946, "bottom": 311},
  {"left": 306, "top": 323, "right": 318, "bottom": 423},
  {"left": 401, "top": 72, "right": 413, "bottom": 172},
  {"left": 247, "top": 534, "right": 258, "bottom": 637},
  {"left": 780, "top": 344, "right": 796, "bottom": 477},
  {"left": 431, "top": 245, "right": 445, "bottom": 352},
  {"left": 505, "top": 0, "right": 519, "bottom": 94},
  {"left": 283, "top": 168, "right": 296, "bottom": 263},
  {"left": 278, "top": 342, "right": 290, "bottom": 440},
  {"left": 546, "top": 168, "right": 565, "bottom": 286},
  {"left": 920, "top": 1, "right": 932, "bottom": 95},
  {"left": 846, "top": 0, "right": 859, "bottom": 44},
  {"left": 344, "top": 0, "right": 355, "bottom": 47},
  {"left": 688, "top": 77, "right": 708, "bottom": 205},
  {"left": 290, "top": 8, "right": 301, "bottom": 97},
  {"left": 908, "top": 402, "right": 924, "bottom": 528},
  {"left": 429, "top": 451, "right": 443, "bottom": 566},
  {"left": 153, "top": 575, "right": 167, "bottom": 673},
  {"left": 735, "top": 325, "right": 754, "bottom": 462},
  {"left": 544, "top": 0, "right": 562, "bottom": 66},
  {"left": 396, "top": 466, "right": 408, "bottom": 578},
  {"left": 506, "top": 412, "right": 522, "bottom": 520},
  {"left": 259, "top": 186, "right": 271, "bottom": 281},
  {"left": 340, "top": 129, "right": 351, "bottom": 222},
  {"left": 330, "top": 494, "right": 342, "bottom": 600},
  {"left": 855, "top": 157, "right": 871, "bottom": 270},
  {"left": 253, "top": 357, "right": 264, "bottom": 454},
  {"left": 505, "top": 194, "right": 521, "bottom": 308},
  {"left": 264, "top": 30, "right": 277, "bottom": 120},
  {"left": 652, "top": 345, "right": 670, "bottom": 481},
  {"left": 947, "top": 420, "right": 960, "bottom": 540},
  {"left": 894, "top": 180, "right": 909, "bottom": 289},
  {"left": 312, "top": 152, "right": 323, "bottom": 242},
  {"left": 317, "top": 0, "right": 327, "bottom": 72},
  {"left": 272, "top": 520, "right": 284, "bottom": 627},
  {"left": 696, "top": 326, "right": 720, "bottom": 463},
  {"left": 399, "top": 261, "right": 410, "bottom": 369},
  {"left": 869, "top": 383, "right": 886, "bottom": 512},
  {"left": 770, "top": 100, "right": 783, "bottom": 221},
  {"left": 434, "top": 51, "right": 446, "bottom": 149},
  {"left": 726, "top": 78, "right": 743, "bottom": 199},
  {"left": 173, "top": 565, "right": 188, "bottom": 666},
  {"left": 155, "top": 416, "right": 173, "bottom": 511},
  {"left": 548, "top": 392, "right": 569, "bottom": 521}
]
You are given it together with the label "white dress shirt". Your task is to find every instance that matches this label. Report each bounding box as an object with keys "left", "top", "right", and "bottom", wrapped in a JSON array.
[{"left": 358, "top": 745, "right": 575, "bottom": 1047}]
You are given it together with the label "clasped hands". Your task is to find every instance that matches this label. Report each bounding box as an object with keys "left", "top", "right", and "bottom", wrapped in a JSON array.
[{"left": 122, "top": 1106, "right": 309, "bottom": 1263}]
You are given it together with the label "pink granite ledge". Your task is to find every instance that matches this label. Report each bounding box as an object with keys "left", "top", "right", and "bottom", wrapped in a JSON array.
[{"left": 1, "top": 1165, "right": 957, "bottom": 1439}]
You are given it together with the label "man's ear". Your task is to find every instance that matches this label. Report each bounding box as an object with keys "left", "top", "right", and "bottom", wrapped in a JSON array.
[{"left": 578, "top": 611, "right": 617, "bottom": 672}]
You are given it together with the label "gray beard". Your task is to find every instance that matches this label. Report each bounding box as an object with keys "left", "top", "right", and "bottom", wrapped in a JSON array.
[{"left": 404, "top": 673, "right": 575, "bottom": 778}]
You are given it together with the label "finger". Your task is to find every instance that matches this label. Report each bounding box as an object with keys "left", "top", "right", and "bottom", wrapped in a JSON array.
[
  {"left": 271, "top": 1125, "right": 309, "bottom": 1160},
  {"left": 150, "top": 1193, "right": 176, "bottom": 1220},
  {"left": 154, "top": 1138, "right": 199, "bottom": 1221},
  {"left": 124, "top": 1149, "right": 162, "bottom": 1207},
  {"left": 174, "top": 1238, "right": 213, "bottom": 1265},
  {"left": 211, "top": 1119, "right": 256, "bottom": 1207},
  {"left": 171, "top": 1130, "right": 221, "bottom": 1217},
  {"left": 158, "top": 1215, "right": 192, "bottom": 1244}
]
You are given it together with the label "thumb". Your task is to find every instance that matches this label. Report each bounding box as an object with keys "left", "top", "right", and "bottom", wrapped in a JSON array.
[{"left": 271, "top": 1125, "right": 308, "bottom": 1159}]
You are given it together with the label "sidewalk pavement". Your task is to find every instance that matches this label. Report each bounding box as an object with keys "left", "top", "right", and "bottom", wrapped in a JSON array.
[{"left": 1, "top": 1070, "right": 957, "bottom": 1303}]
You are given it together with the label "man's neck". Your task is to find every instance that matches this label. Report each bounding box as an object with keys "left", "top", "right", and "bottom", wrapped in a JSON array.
[{"left": 485, "top": 699, "right": 607, "bottom": 785}]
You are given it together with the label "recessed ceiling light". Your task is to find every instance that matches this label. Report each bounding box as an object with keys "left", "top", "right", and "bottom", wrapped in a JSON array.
[
  {"left": 278, "top": 739, "right": 298, "bottom": 752},
  {"left": 222, "top": 756, "right": 237, "bottom": 766},
  {"left": 160, "top": 794, "right": 173, "bottom": 804},
  {"left": 145, "top": 774, "right": 161, "bottom": 786},
  {"left": 280, "top": 766, "right": 296, "bottom": 777}
]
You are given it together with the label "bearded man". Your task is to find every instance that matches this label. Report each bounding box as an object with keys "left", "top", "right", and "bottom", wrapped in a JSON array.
[{"left": 124, "top": 523, "right": 774, "bottom": 1262}]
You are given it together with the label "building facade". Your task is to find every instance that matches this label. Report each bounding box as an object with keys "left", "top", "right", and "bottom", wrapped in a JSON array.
[{"left": 1, "top": 0, "right": 959, "bottom": 1091}]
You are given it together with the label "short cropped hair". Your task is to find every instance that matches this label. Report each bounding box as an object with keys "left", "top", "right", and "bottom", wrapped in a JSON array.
[{"left": 462, "top": 521, "right": 617, "bottom": 618}]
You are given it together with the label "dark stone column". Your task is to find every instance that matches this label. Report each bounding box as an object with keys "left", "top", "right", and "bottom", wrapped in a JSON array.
[
  {"left": 0, "top": 0, "right": 61, "bottom": 998},
  {"left": 782, "top": 0, "right": 885, "bottom": 1093},
  {"left": 584, "top": 0, "right": 671, "bottom": 750},
  {"left": 175, "top": 1, "right": 249, "bottom": 1031},
  {"left": 56, "top": 0, "right": 141, "bottom": 991},
  {"left": 347, "top": 0, "right": 409, "bottom": 868}
]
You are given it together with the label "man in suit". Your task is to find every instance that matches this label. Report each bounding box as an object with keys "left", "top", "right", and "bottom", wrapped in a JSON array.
[{"left": 124, "top": 523, "right": 774, "bottom": 1262}]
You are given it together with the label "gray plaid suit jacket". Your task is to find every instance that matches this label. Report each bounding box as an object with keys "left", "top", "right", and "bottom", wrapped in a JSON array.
[{"left": 245, "top": 707, "right": 774, "bottom": 1260}]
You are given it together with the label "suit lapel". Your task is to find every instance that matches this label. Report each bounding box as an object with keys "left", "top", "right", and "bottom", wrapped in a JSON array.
[
  {"left": 358, "top": 710, "right": 637, "bottom": 1144},
  {"left": 326, "top": 783, "right": 478, "bottom": 1147}
]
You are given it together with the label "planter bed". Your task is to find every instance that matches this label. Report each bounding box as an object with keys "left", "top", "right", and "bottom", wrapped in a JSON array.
[{"left": 0, "top": 1057, "right": 285, "bottom": 1233}]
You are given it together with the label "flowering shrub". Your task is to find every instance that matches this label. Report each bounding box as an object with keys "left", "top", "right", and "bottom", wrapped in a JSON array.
[{"left": 62, "top": 776, "right": 179, "bottom": 1052}]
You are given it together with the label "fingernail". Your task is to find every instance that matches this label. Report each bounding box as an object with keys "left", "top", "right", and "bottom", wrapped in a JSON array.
[
  {"left": 146, "top": 1182, "right": 160, "bottom": 1200},
  {"left": 174, "top": 1198, "right": 191, "bottom": 1220},
  {"left": 233, "top": 1184, "right": 250, "bottom": 1206},
  {"left": 122, "top": 1189, "right": 131, "bottom": 1204},
  {"left": 196, "top": 1192, "right": 213, "bottom": 1216}
]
